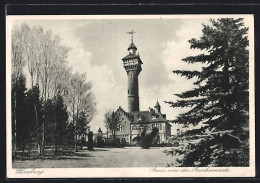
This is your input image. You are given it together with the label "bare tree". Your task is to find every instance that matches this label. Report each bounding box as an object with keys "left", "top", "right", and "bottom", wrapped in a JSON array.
[
  {"left": 66, "top": 72, "right": 96, "bottom": 151},
  {"left": 104, "top": 110, "right": 121, "bottom": 145},
  {"left": 11, "top": 26, "right": 26, "bottom": 156}
]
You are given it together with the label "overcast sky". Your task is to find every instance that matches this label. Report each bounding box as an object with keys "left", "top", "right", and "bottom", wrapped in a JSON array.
[{"left": 11, "top": 15, "right": 252, "bottom": 133}]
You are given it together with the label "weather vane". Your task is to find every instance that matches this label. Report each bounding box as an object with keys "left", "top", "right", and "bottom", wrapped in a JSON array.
[{"left": 127, "top": 30, "right": 136, "bottom": 43}]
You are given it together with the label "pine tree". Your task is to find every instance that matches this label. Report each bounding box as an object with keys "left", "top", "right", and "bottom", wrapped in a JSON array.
[
  {"left": 166, "top": 18, "right": 249, "bottom": 166},
  {"left": 12, "top": 74, "right": 28, "bottom": 154},
  {"left": 76, "top": 111, "right": 89, "bottom": 148},
  {"left": 26, "top": 86, "right": 44, "bottom": 156}
]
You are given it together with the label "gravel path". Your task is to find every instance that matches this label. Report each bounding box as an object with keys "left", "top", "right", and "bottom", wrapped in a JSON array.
[{"left": 13, "top": 147, "right": 177, "bottom": 168}]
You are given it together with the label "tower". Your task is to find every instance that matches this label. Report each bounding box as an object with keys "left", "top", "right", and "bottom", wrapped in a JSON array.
[
  {"left": 154, "top": 100, "right": 161, "bottom": 113},
  {"left": 122, "top": 30, "right": 143, "bottom": 112}
]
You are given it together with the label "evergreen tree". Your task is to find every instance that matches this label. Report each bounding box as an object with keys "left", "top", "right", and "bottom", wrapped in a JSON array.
[
  {"left": 53, "top": 94, "right": 69, "bottom": 155},
  {"left": 12, "top": 74, "right": 28, "bottom": 153},
  {"left": 76, "top": 111, "right": 89, "bottom": 148},
  {"left": 166, "top": 18, "right": 249, "bottom": 166},
  {"left": 88, "top": 131, "right": 94, "bottom": 151},
  {"left": 43, "top": 99, "right": 56, "bottom": 148},
  {"left": 26, "top": 86, "right": 44, "bottom": 156},
  {"left": 141, "top": 127, "right": 159, "bottom": 149}
]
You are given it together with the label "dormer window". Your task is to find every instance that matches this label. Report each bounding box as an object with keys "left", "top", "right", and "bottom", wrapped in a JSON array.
[
  {"left": 151, "top": 114, "right": 157, "bottom": 120},
  {"left": 137, "top": 114, "right": 142, "bottom": 121}
]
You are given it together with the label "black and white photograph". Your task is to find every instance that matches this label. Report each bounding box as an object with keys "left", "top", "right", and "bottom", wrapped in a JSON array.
[{"left": 6, "top": 15, "right": 255, "bottom": 178}]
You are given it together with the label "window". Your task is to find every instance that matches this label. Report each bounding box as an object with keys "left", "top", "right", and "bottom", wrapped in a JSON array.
[
  {"left": 177, "top": 129, "right": 180, "bottom": 134},
  {"left": 160, "top": 124, "right": 162, "bottom": 130},
  {"left": 137, "top": 114, "right": 142, "bottom": 121},
  {"left": 140, "top": 125, "right": 144, "bottom": 131},
  {"left": 122, "top": 125, "right": 124, "bottom": 131},
  {"left": 132, "top": 125, "right": 138, "bottom": 130},
  {"left": 156, "top": 124, "right": 159, "bottom": 129}
]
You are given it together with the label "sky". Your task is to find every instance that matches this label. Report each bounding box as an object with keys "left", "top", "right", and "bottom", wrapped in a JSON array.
[{"left": 10, "top": 15, "right": 252, "bottom": 133}]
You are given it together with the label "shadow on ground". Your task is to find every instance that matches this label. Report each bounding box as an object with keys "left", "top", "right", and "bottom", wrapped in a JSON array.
[{"left": 13, "top": 149, "right": 97, "bottom": 161}]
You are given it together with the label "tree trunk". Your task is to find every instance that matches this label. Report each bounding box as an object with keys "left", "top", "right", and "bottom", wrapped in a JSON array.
[
  {"left": 13, "top": 91, "right": 17, "bottom": 157},
  {"left": 113, "top": 130, "right": 116, "bottom": 146},
  {"left": 34, "top": 104, "right": 42, "bottom": 156},
  {"left": 72, "top": 105, "right": 78, "bottom": 152},
  {"left": 41, "top": 122, "right": 45, "bottom": 156},
  {"left": 28, "top": 133, "right": 32, "bottom": 158},
  {"left": 55, "top": 117, "right": 58, "bottom": 155}
]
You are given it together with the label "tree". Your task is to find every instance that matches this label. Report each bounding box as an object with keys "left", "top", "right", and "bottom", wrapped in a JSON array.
[
  {"left": 166, "top": 18, "right": 249, "bottom": 166},
  {"left": 12, "top": 74, "right": 28, "bottom": 156},
  {"left": 76, "top": 111, "right": 89, "bottom": 148},
  {"left": 26, "top": 86, "right": 44, "bottom": 156},
  {"left": 12, "top": 23, "right": 71, "bottom": 156},
  {"left": 87, "top": 131, "right": 94, "bottom": 151},
  {"left": 53, "top": 94, "right": 69, "bottom": 155},
  {"left": 140, "top": 127, "right": 159, "bottom": 149},
  {"left": 66, "top": 72, "right": 96, "bottom": 152},
  {"left": 11, "top": 26, "right": 26, "bottom": 156},
  {"left": 104, "top": 110, "right": 121, "bottom": 145}
]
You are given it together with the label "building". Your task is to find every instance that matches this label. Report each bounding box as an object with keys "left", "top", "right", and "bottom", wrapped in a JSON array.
[{"left": 106, "top": 31, "right": 171, "bottom": 145}]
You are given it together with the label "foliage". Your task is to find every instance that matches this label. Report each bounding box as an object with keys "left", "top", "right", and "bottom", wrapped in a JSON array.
[
  {"left": 166, "top": 18, "right": 249, "bottom": 166},
  {"left": 140, "top": 127, "right": 159, "bottom": 149},
  {"left": 11, "top": 23, "right": 96, "bottom": 157},
  {"left": 12, "top": 74, "right": 28, "bottom": 149},
  {"left": 24, "top": 86, "right": 44, "bottom": 156}
]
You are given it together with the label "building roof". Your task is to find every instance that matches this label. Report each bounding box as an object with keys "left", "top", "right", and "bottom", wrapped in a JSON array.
[
  {"left": 122, "top": 54, "right": 143, "bottom": 64},
  {"left": 128, "top": 42, "right": 137, "bottom": 50},
  {"left": 130, "top": 110, "right": 167, "bottom": 124},
  {"left": 115, "top": 106, "right": 171, "bottom": 126},
  {"left": 154, "top": 100, "right": 160, "bottom": 108}
]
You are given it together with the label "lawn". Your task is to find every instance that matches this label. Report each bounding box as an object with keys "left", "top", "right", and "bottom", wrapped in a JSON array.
[{"left": 12, "top": 147, "right": 177, "bottom": 168}]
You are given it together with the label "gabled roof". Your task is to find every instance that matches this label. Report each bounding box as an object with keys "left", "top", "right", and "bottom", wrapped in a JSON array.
[
  {"left": 130, "top": 110, "right": 167, "bottom": 124},
  {"left": 116, "top": 106, "right": 133, "bottom": 121}
]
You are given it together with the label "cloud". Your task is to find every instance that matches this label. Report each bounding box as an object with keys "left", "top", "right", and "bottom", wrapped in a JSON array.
[
  {"left": 140, "top": 19, "right": 210, "bottom": 123},
  {"left": 60, "top": 25, "right": 127, "bottom": 132}
]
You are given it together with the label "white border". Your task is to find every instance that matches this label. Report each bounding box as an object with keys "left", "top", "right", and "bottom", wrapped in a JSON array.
[{"left": 6, "top": 14, "right": 255, "bottom": 178}]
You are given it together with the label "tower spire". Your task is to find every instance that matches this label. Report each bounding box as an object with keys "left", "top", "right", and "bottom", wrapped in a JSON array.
[{"left": 127, "top": 30, "right": 136, "bottom": 43}]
